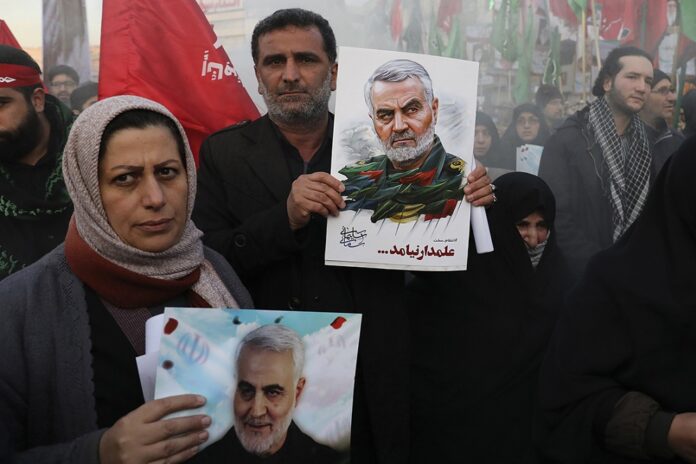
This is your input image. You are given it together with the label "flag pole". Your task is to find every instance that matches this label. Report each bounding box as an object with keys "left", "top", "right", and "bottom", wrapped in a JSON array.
[
  {"left": 673, "top": 63, "right": 688, "bottom": 129},
  {"left": 670, "top": 26, "right": 681, "bottom": 80},
  {"left": 590, "top": 0, "right": 601, "bottom": 68},
  {"left": 581, "top": 8, "right": 587, "bottom": 103},
  {"left": 640, "top": 1, "right": 647, "bottom": 50}
]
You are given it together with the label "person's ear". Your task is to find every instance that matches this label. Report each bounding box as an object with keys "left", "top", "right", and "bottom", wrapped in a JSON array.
[
  {"left": 31, "top": 87, "right": 46, "bottom": 113},
  {"left": 330, "top": 62, "right": 338, "bottom": 91},
  {"left": 432, "top": 97, "right": 439, "bottom": 125},
  {"left": 603, "top": 76, "right": 613, "bottom": 94},
  {"left": 254, "top": 66, "right": 264, "bottom": 95},
  {"left": 295, "top": 377, "right": 306, "bottom": 402}
]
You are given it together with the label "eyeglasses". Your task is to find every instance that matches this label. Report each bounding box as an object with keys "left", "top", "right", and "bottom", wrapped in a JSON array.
[
  {"left": 49, "top": 80, "right": 77, "bottom": 90},
  {"left": 653, "top": 86, "right": 676, "bottom": 96},
  {"left": 517, "top": 115, "right": 540, "bottom": 126}
]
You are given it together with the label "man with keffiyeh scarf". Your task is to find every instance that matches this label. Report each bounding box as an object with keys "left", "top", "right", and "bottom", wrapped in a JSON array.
[
  {"left": 538, "top": 46, "right": 657, "bottom": 279},
  {"left": 0, "top": 45, "right": 73, "bottom": 279}
]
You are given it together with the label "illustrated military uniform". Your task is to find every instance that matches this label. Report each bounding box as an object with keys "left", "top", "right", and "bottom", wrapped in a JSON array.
[{"left": 340, "top": 135, "right": 466, "bottom": 223}]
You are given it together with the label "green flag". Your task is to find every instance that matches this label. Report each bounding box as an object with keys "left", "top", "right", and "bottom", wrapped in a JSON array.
[
  {"left": 491, "top": 0, "right": 519, "bottom": 62},
  {"left": 428, "top": 11, "right": 463, "bottom": 58},
  {"left": 513, "top": 5, "right": 537, "bottom": 103},
  {"left": 681, "top": 0, "right": 696, "bottom": 43},
  {"left": 568, "top": 0, "right": 587, "bottom": 19},
  {"left": 543, "top": 26, "right": 561, "bottom": 87}
]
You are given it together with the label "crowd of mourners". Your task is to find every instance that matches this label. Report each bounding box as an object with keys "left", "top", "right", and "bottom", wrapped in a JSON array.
[{"left": 1, "top": 6, "right": 696, "bottom": 464}]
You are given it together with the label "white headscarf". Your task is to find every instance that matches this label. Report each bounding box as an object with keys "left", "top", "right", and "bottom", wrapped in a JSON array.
[{"left": 62, "top": 95, "right": 237, "bottom": 308}]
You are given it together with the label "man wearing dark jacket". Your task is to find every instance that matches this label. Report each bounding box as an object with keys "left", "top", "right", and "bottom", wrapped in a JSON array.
[
  {"left": 538, "top": 46, "right": 655, "bottom": 278},
  {"left": 639, "top": 69, "right": 684, "bottom": 175},
  {"left": 192, "top": 8, "right": 493, "bottom": 463},
  {"left": 0, "top": 45, "right": 73, "bottom": 279}
]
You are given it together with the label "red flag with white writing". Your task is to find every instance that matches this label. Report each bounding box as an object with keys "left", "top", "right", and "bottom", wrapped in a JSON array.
[
  {"left": 0, "top": 20, "right": 21, "bottom": 48},
  {"left": 99, "top": 0, "right": 260, "bottom": 163}
]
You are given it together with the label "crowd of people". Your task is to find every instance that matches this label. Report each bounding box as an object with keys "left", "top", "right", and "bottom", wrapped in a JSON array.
[{"left": 1, "top": 6, "right": 696, "bottom": 464}]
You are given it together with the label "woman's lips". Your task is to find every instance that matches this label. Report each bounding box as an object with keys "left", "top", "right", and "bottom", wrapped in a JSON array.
[{"left": 136, "top": 218, "right": 173, "bottom": 232}]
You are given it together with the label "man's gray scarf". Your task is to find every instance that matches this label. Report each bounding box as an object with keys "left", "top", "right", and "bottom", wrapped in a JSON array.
[{"left": 589, "top": 96, "right": 651, "bottom": 241}]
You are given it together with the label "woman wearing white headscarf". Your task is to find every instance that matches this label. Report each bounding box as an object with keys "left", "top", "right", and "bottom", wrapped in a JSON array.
[{"left": 0, "top": 95, "right": 252, "bottom": 463}]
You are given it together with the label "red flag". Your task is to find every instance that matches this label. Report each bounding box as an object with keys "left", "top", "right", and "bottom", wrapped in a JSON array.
[
  {"left": 548, "top": 0, "right": 580, "bottom": 27},
  {"left": 437, "top": 0, "right": 462, "bottom": 34},
  {"left": 640, "top": 0, "right": 669, "bottom": 53},
  {"left": 593, "top": 0, "right": 641, "bottom": 43},
  {"left": 99, "top": 0, "right": 260, "bottom": 163},
  {"left": 0, "top": 20, "right": 21, "bottom": 48}
]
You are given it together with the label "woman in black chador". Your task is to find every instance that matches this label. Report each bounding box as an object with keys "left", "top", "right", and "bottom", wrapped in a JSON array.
[
  {"left": 488, "top": 103, "right": 550, "bottom": 171},
  {"left": 538, "top": 135, "right": 696, "bottom": 463},
  {"left": 408, "top": 172, "right": 569, "bottom": 463}
]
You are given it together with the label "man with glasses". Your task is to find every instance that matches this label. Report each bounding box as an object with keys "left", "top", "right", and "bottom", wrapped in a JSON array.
[
  {"left": 639, "top": 68, "right": 684, "bottom": 174},
  {"left": 46, "top": 64, "right": 79, "bottom": 106}
]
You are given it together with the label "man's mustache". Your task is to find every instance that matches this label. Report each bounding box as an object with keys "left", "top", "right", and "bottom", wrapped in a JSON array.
[
  {"left": 389, "top": 130, "right": 417, "bottom": 145},
  {"left": 245, "top": 417, "right": 273, "bottom": 427},
  {"left": 276, "top": 83, "right": 307, "bottom": 94}
]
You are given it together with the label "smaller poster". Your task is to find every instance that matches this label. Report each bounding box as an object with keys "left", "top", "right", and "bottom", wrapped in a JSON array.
[
  {"left": 516, "top": 144, "right": 544, "bottom": 175},
  {"left": 326, "top": 47, "right": 479, "bottom": 271},
  {"left": 154, "top": 308, "right": 359, "bottom": 463}
]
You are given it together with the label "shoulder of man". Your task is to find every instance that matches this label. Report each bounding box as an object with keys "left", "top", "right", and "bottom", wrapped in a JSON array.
[
  {"left": 544, "top": 107, "right": 593, "bottom": 150},
  {"left": 200, "top": 116, "right": 270, "bottom": 161},
  {"left": 208, "top": 119, "right": 253, "bottom": 137},
  {"left": 44, "top": 94, "right": 74, "bottom": 149},
  {"left": 443, "top": 152, "right": 466, "bottom": 174},
  {"left": 285, "top": 422, "right": 341, "bottom": 460}
]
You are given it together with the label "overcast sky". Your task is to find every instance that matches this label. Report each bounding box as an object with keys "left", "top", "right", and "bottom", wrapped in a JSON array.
[{"left": 1, "top": 0, "right": 103, "bottom": 47}]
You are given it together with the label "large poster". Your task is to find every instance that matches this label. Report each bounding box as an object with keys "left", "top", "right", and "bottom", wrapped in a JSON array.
[
  {"left": 42, "top": 0, "right": 91, "bottom": 82},
  {"left": 154, "top": 308, "right": 358, "bottom": 461},
  {"left": 326, "top": 47, "right": 479, "bottom": 271}
]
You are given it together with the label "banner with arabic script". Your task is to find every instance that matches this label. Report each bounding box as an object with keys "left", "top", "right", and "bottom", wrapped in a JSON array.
[
  {"left": 326, "top": 47, "right": 478, "bottom": 271},
  {"left": 99, "top": 0, "right": 259, "bottom": 164}
]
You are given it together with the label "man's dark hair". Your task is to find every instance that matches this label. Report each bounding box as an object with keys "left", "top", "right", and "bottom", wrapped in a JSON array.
[
  {"left": 99, "top": 109, "right": 186, "bottom": 166},
  {"left": 70, "top": 81, "right": 98, "bottom": 111},
  {"left": 251, "top": 8, "right": 337, "bottom": 65},
  {"left": 592, "top": 46, "right": 653, "bottom": 97},
  {"left": 0, "top": 45, "right": 43, "bottom": 102},
  {"left": 535, "top": 84, "right": 563, "bottom": 109},
  {"left": 46, "top": 64, "right": 79, "bottom": 86}
]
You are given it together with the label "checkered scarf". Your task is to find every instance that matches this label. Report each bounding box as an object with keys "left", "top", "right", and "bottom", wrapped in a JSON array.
[{"left": 589, "top": 96, "right": 651, "bottom": 241}]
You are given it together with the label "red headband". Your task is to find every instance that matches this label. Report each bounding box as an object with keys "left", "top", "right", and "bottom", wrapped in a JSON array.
[{"left": 0, "top": 63, "right": 42, "bottom": 88}]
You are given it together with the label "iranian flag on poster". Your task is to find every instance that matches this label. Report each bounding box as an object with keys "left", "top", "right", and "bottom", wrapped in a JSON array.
[{"left": 99, "top": 0, "right": 259, "bottom": 163}]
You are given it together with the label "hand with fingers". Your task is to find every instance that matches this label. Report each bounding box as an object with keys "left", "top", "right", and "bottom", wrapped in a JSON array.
[
  {"left": 287, "top": 172, "right": 346, "bottom": 230},
  {"left": 463, "top": 162, "right": 495, "bottom": 207},
  {"left": 669, "top": 413, "right": 696, "bottom": 463},
  {"left": 99, "top": 394, "right": 210, "bottom": 464}
]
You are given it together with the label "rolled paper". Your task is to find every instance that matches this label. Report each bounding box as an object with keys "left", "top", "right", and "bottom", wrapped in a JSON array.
[{"left": 470, "top": 159, "right": 494, "bottom": 254}]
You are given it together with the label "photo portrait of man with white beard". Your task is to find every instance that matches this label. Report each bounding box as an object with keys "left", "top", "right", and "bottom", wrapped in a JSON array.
[
  {"left": 338, "top": 59, "right": 467, "bottom": 224},
  {"left": 193, "top": 324, "right": 343, "bottom": 464}
]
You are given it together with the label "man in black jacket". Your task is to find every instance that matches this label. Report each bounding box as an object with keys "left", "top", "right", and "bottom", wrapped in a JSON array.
[
  {"left": 538, "top": 46, "right": 655, "bottom": 278},
  {"left": 193, "top": 8, "right": 493, "bottom": 463},
  {"left": 0, "top": 45, "right": 73, "bottom": 280}
]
